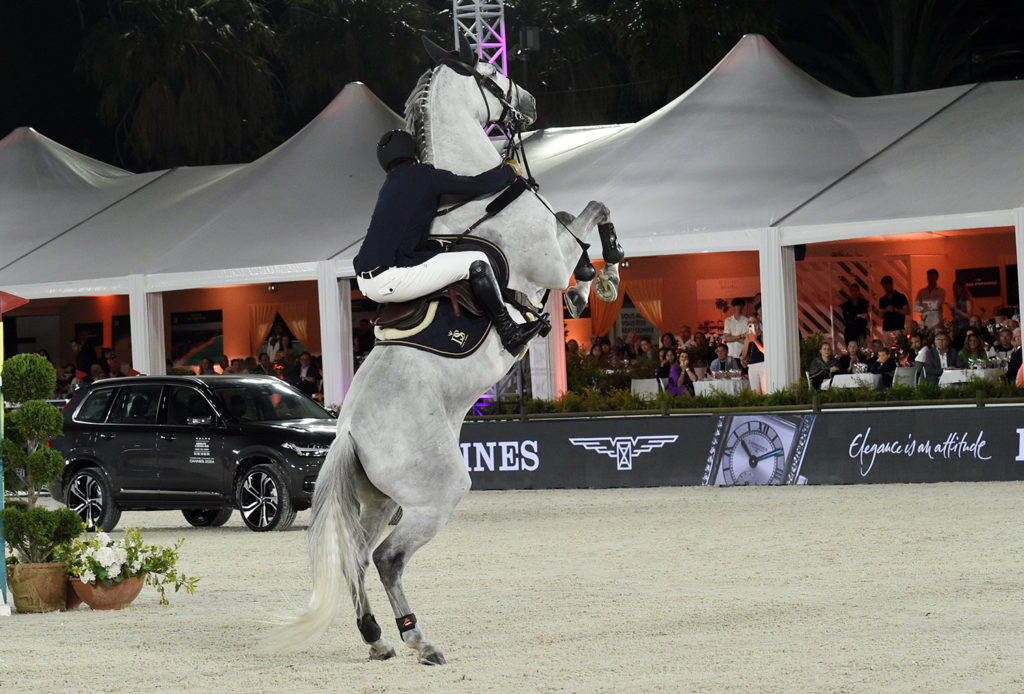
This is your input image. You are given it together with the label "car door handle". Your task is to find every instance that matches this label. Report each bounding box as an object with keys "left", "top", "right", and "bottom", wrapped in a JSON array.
[
  {"left": 97, "top": 433, "right": 116, "bottom": 439},
  {"left": 158, "top": 434, "right": 176, "bottom": 441}
]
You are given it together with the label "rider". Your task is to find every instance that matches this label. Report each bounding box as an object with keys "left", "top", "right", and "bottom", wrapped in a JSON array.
[{"left": 354, "top": 129, "right": 545, "bottom": 355}]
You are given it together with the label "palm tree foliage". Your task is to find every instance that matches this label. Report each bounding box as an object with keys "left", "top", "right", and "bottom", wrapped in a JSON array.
[
  {"left": 803, "top": 0, "right": 991, "bottom": 95},
  {"left": 5, "top": 0, "right": 1013, "bottom": 170},
  {"left": 79, "top": 0, "right": 279, "bottom": 168},
  {"left": 277, "top": 0, "right": 443, "bottom": 123}
]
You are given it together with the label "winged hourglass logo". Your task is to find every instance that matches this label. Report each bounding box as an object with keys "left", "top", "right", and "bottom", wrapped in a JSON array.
[{"left": 568, "top": 436, "right": 679, "bottom": 470}]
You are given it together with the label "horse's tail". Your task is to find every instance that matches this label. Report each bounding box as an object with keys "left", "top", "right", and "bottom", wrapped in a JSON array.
[{"left": 262, "top": 430, "right": 363, "bottom": 652}]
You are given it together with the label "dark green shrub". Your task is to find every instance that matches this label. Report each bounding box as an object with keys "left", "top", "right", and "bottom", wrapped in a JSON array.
[
  {"left": 2, "top": 502, "right": 85, "bottom": 564},
  {"left": 1, "top": 353, "right": 56, "bottom": 403}
]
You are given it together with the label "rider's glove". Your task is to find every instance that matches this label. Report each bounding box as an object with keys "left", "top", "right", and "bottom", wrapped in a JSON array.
[{"left": 504, "top": 159, "right": 522, "bottom": 177}]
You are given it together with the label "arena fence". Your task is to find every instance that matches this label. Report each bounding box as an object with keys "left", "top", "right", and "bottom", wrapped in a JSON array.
[{"left": 462, "top": 401, "right": 1024, "bottom": 488}]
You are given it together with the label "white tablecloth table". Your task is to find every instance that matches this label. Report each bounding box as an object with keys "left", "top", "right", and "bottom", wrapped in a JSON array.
[
  {"left": 694, "top": 378, "right": 749, "bottom": 397},
  {"left": 829, "top": 373, "right": 882, "bottom": 390},
  {"left": 938, "top": 368, "right": 1005, "bottom": 386}
]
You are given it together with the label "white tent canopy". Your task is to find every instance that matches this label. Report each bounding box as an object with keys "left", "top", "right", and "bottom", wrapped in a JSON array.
[{"left": 2, "top": 35, "right": 1023, "bottom": 396}]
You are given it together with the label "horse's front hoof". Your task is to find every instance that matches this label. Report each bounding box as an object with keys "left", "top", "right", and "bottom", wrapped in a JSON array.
[
  {"left": 420, "top": 650, "right": 447, "bottom": 666},
  {"left": 369, "top": 643, "right": 396, "bottom": 660}
]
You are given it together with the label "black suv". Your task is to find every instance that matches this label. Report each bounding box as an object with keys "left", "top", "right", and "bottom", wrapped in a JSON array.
[{"left": 50, "top": 375, "right": 336, "bottom": 532}]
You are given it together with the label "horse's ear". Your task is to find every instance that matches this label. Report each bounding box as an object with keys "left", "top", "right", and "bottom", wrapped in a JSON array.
[
  {"left": 421, "top": 34, "right": 476, "bottom": 77},
  {"left": 422, "top": 35, "right": 450, "bottom": 65},
  {"left": 457, "top": 40, "right": 476, "bottom": 69}
]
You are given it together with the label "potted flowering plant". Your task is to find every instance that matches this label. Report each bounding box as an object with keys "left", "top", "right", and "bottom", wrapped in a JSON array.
[{"left": 57, "top": 527, "right": 199, "bottom": 609}]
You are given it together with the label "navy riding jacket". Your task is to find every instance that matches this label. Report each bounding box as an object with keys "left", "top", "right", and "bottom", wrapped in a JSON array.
[{"left": 353, "top": 162, "right": 516, "bottom": 274}]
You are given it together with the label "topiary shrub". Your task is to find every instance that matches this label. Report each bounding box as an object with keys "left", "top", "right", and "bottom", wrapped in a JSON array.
[
  {"left": 2, "top": 501, "right": 85, "bottom": 564},
  {"left": 1, "top": 353, "right": 56, "bottom": 403}
]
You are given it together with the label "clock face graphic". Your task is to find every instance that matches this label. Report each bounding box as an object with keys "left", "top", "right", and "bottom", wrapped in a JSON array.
[
  {"left": 704, "top": 414, "right": 816, "bottom": 486},
  {"left": 720, "top": 419, "right": 789, "bottom": 485}
]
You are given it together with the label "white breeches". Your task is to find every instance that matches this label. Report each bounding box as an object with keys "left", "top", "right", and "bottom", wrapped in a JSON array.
[{"left": 356, "top": 251, "right": 488, "bottom": 303}]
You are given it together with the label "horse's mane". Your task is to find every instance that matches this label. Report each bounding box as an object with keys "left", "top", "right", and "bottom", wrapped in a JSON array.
[{"left": 404, "top": 68, "right": 437, "bottom": 165}]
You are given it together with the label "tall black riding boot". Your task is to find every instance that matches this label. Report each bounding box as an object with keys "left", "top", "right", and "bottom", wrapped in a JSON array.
[{"left": 469, "top": 260, "right": 545, "bottom": 355}]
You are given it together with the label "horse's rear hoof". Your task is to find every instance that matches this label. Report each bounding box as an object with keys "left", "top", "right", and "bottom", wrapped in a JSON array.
[{"left": 420, "top": 650, "right": 447, "bottom": 666}]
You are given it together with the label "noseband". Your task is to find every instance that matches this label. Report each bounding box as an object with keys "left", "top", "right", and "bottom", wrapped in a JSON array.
[{"left": 473, "top": 68, "right": 529, "bottom": 129}]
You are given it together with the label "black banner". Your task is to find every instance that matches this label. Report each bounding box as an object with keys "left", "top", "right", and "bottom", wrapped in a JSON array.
[{"left": 461, "top": 407, "right": 1024, "bottom": 489}]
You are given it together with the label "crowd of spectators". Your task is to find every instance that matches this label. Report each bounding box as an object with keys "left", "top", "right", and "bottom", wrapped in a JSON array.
[{"left": 569, "top": 272, "right": 1023, "bottom": 397}]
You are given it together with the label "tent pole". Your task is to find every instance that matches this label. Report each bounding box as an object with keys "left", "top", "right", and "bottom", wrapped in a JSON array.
[
  {"left": 758, "top": 227, "right": 800, "bottom": 392},
  {"left": 1015, "top": 208, "right": 1024, "bottom": 319},
  {"left": 129, "top": 274, "right": 166, "bottom": 376},
  {"left": 317, "top": 262, "right": 353, "bottom": 410},
  {"left": 528, "top": 293, "right": 567, "bottom": 401}
]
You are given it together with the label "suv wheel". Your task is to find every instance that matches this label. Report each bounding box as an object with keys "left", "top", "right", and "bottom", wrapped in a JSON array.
[
  {"left": 182, "top": 508, "right": 233, "bottom": 527},
  {"left": 65, "top": 468, "right": 122, "bottom": 532},
  {"left": 237, "top": 464, "right": 296, "bottom": 532}
]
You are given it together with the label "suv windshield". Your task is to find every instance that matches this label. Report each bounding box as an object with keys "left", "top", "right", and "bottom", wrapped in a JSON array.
[{"left": 210, "top": 380, "right": 333, "bottom": 422}]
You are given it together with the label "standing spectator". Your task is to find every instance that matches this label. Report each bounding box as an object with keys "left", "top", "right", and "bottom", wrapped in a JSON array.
[
  {"left": 839, "top": 283, "right": 870, "bottom": 343},
  {"left": 742, "top": 317, "right": 766, "bottom": 394},
  {"left": 914, "top": 268, "right": 946, "bottom": 329},
  {"left": 722, "top": 298, "right": 748, "bottom": 360},
  {"left": 878, "top": 275, "right": 909, "bottom": 334},
  {"left": 946, "top": 280, "right": 972, "bottom": 343},
  {"left": 923, "top": 331, "right": 963, "bottom": 384}
]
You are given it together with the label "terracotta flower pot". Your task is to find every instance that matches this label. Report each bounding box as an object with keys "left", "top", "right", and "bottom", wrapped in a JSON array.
[
  {"left": 6, "top": 563, "right": 69, "bottom": 613},
  {"left": 69, "top": 574, "right": 147, "bottom": 610}
]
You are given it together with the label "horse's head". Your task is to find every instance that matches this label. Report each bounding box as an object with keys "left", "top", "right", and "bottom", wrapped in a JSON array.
[{"left": 421, "top": 36, "right": 536, "bottom": 130}]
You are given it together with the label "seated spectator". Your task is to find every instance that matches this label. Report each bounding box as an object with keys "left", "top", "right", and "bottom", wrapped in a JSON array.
[
  {"left": 226, "top": 358, "right": 246, "bottom": 374},
  {"left": 656, "top": 347, "right": 676, "bottom": 382},
  {"left": 199, "top": 357, "right": 217, "bottom": 375},
  {"left": 868, "top": 347, "right": 896, "bottom": 389},
  {"left": 291, "top": 351, "right": 321, "bottom": 397},
  {"left": 566, "top": 339, "right": 580, "bottom": 355},
  {"left": 588, "top": 342, "right": 606, "bottom": 365},
  {"left": 839, "top": 340, "right": 865, "bottom": 373},
  {"left": 807, "top": 341, "right": 840, "bottom": 390},
  {"left": 665, "top": 350, "right": 696, "bottom": 397},
  {"left": 676, "top": 325, "right": 695, "bottom": 349},
  {"left": 923, "top": 331, "right": 964, "bottom": 384},
  {"left": 905, "top": 333, "right": 928, "bottom": 365},
  {"left": 637, "top": 336, "right": 657, "bottom": 361},
  {"left": 959, "top": 331, "right": 991, "bottom": 367},
  {"left": 88, "top": 362, "right": 108, "bottom": 383},
  {"left": 709, "top": 343, "right": 740, "bottom": 374},
  {"left": 992, "top": 328, "right": 1015, "bottom": 364},
  {"left": 253, "top": 352, "right": 274, "bottom": 375},
  {"left": 659, "top": 333, "right": 678, "bottom": 351}
]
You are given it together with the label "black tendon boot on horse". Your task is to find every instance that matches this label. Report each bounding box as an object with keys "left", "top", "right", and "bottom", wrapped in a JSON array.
[{"left": 469, "top": 260, "right": 545, "bottom": 355}]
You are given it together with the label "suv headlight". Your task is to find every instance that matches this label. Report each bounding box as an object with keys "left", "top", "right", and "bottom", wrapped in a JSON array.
[{"left": 282, "top": 442, "right": 330, "bottom": 457}]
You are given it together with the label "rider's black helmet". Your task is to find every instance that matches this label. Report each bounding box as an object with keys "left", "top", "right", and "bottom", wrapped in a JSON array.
[{"left": 376, "top": 130, "right": 417, "bottom": 172}]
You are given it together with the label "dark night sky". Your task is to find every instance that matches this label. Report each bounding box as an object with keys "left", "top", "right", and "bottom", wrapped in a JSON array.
[{"left": 1, "top": 1, "right": 1022, "bottom": 171}]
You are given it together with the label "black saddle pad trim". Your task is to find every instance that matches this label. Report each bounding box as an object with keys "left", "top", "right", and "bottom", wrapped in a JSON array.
[{"left": 376, "top": 298, "right": 492, "bottom": 358}]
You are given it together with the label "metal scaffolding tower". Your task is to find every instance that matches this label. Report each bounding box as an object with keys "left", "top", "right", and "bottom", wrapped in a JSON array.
[{"left": 453, "top": 1, "right": 508, "bottom": 75}]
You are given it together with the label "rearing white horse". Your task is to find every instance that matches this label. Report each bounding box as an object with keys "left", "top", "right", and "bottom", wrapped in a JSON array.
[{"left": 266, "top": 39, "right": 621, "bottom": 665}]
